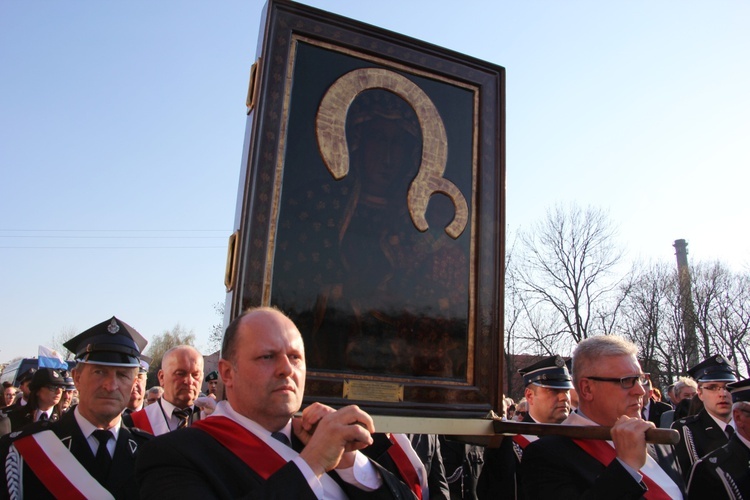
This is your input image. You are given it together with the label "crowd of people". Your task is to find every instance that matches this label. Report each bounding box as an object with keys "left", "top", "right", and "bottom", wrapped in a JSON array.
[{"left": 0, "top": 310, "right": 748, "bottom": 499}]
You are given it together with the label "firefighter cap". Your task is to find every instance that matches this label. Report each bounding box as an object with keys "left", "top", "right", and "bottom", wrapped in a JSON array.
[
  {"left": 64, "top": 317, "right": 144, "bottom": 368},
  {"left": 687, "top": 354, "right": 737, "bottom": 383},
  {"left": 727, "top": 378, "right": 750, "bottom": 403},
  {"left": 518, "top": 355, "right": 574, "bottom": 389}
]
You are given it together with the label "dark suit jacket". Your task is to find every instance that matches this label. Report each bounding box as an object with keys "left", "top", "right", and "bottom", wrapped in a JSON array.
[
  {"left": 520, "top": 435, "right": 685, "bottom": 500},
  {"left": 671, "top": 408, "right": 729, "bottom": 482},
  {"left": 363, "top": 434, "right": 450, "bottom": 500},
  {"left": 644, "top": 399, "right": 671, "bottom": 427},
  {"left": 687, "top": 433, "right": 750, "bottom": 499},
  {"left": 136, "top": 425, "right": 416, "bottom": 500},
  {"left": 476, "top": 413, "right": 535, "bottom": 499},
  {"left": 0, "top": 410, "right": 151, "bottom": 499},
  {"left": 6, "top": 405, "right": 60, "bottom": 434}
]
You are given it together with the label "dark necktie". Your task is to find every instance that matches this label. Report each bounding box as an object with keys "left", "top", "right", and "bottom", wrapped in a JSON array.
[
  {"left": 726, "top": 425, "right": 735, "bottom": 439},
  {"left": 271, "top": 431, "right": 292, "bottom": 448},
  {"left": 37, "top": 412, "right": 48, "bottom": 421},
  {"left": 173, "top": 407, "right": 192, "bottom": 429},
  {"left": 92, "top": 429, "right": 113, "bottom": 477}
]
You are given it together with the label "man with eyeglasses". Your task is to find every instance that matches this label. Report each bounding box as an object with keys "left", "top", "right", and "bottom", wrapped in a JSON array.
[
  {"left": 478, "top": 355, "right": 574, "bottom": 499},
  {"left": 688, "top": 377, "right": 750, "bottom": 498},
  {"left": 671, "top": 354, "right": 737, "bottom": 482},
  {"left": 521, "top": 335, "right": 684, "bottom": 499}
]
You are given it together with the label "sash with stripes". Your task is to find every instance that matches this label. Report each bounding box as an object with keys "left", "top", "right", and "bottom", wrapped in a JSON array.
[
  {"left": 572, "top": 438, "right": 672, "bottom": 500},
  {"left": 10, "top": 430, "right": 114, "bottom": 500},
  {"left": 129, "top": 409, "right": 154, "bottom": 434},
  {"left": 386, "top": 434, "right": 423, "bottom": 500},
  {"left": 192, "top": 416, "right": 287, "bottom": 479}
]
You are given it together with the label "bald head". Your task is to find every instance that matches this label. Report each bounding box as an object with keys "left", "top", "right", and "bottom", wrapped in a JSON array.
[
  {"left": 219, "top": 307, "right": 306, "bottom": 430},
  {"left": 158, "top": 345, "right": 204, "bottom": 408}
]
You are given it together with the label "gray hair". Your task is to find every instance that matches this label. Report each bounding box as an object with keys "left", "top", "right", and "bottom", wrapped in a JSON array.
[
  {"left": 674, "top": 376, "right": 698, "bottom": 393},
  {"left": 572, "top": 335, "right": 638, "bottom": 388}
]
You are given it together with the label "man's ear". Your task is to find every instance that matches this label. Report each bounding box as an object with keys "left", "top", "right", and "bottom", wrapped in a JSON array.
[
  {"left": 524, "top": 386, "right": 534, "bottom": 403},
  {"left": 578, "top": 378, "right": 595, "bottom": 402},
  {"left": 218, "top": 359, "right": 233, "bottom": 389},
  {"left": 157, "top": 369, "right": 164, "bottom": 387}
]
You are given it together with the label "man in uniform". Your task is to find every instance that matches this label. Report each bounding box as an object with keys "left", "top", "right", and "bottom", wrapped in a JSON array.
[
  {"left": 124, "top": 356, "right": 150, "bottom": 415},
  {"left": 204, "top": 370, "right": 219, "bottom": 399},
  {"left": 0, "top": 316, "right": 151, "bottom": 499},
  {"left": 671, "top": 354, "right": 737, "bottom": 481},
  {"left": 521, "top": 335, "right": 684, "bottom": 498},
  {"left": 136, "top": 306, "right": 415, "bottom": 498},
  {"left": 688, "top": 377, "right": 750, "bottom": 498},
  {"left": 126, "top": 345, "right": 204, "bottom": 434},
  {"left": 477, "top": 354, "right": 574, "bottom": 499}
]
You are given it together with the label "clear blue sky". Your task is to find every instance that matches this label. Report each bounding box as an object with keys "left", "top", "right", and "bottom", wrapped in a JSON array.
[{"left": 2, "top": 1, "right": 749, "bottom": 363}]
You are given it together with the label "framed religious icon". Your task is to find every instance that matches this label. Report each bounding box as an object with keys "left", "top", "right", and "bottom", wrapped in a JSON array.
[{"left": 225, "top": 0, "right": 505, "bottom": 418}]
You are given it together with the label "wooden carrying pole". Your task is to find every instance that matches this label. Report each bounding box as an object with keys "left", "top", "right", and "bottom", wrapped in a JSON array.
[
  {"left": 367, "top": 416, "right": 680, "bottom": 447},
  {"left": 492, "top": 420, "right": 680, "bottom": 445}
]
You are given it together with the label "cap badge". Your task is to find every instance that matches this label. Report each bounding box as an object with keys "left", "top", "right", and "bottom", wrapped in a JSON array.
[
  {"left": 107, "top": 319, "right": 120, "bottom": 334},
  {"left": 555, "top": 356, "right": 565, "bottom": 367}
]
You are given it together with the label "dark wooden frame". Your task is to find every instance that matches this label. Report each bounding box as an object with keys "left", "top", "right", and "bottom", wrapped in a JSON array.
[{"left": 228, "top": 0, "right": 505, "bottom": 418}]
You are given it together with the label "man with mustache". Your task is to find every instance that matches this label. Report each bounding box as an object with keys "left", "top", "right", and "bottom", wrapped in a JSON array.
[
  {"left": 136, "top": 306, "right": 414, "bottom": 498},
  {"left": 0, "top": 316, "right": 151, "bottom": 499},
  {"left": 671, "top": 354, "right": 738, "bottom": 482}
]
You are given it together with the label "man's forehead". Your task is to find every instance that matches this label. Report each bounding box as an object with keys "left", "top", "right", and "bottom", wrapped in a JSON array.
[{"left": 242, "top": 311, "right": 304, "bottom": 344}]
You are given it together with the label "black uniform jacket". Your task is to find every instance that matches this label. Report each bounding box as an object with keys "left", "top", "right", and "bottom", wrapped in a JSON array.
[
  {"left": 520, "top": 434, "right": 685, "bottom": 499},
  {"left": 671, "top": 408, "right": 729, "bottom": 482},
  {"left": 645, "top": 399, "right": 672, "bottom": 427},
  {"left": 136, "top": 425, "right": 416, "bottom": 500},
  {"left": 687, "top": 433, "right": 750, "bottom": 500},
  {"left": 362, "top": 433, "right": 450, "bottom": 500},
  {"left": 0, "top": 409, "right": 151, "bottom": 500}
]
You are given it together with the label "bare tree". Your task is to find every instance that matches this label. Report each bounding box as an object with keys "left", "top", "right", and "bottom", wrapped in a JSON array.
[
  {"left": 49, "top": 326, "right": 78, "bottom": 360},
  {"left": 618, "top": 261, "right": 678, "bottom": 387},
  {"left": 517, "top": 203, "right": 623, "bottom": 344},
  {"left": 691, "top": 261, "right": 750, "bottom": 377},
  {"left": 207, "top": 302, "right": 225, "bottom": 353}
]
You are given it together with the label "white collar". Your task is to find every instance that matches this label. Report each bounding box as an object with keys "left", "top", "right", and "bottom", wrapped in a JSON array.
[{"left": 74, "top": 406, "right": 121, "bottom": 439}]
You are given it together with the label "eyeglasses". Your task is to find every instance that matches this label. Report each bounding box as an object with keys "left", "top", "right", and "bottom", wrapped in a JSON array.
[
  {"left": 515, "top": 411, "right": 527, "bottom": 417},
  {"left": 44, "top": 385, "right": 64, "bottom": 392},
  {"left": 700, "top": 384, "right": 729, "bottom": 393},
  {"left": 583, "top": 374, "right": 650, "bottom": 389}
]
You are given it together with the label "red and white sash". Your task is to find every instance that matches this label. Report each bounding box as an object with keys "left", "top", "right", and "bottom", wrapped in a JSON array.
[
  {"left": 386, "top": 433, "right": 428, "bottom": 500},
  {"left": 10, "top": 430, "right": 114, "bottom": 500},
  {"left": 192, "top": 416, "right": 288, "bottom": 479},
  {"left": 564, "top": 413, "right": 682, "bottom": 500},
  {"left": 572, "top": 438, "right": 672, "bottom": 500},
  {"left": 129, "top": 403, "right": 168, "bottom": 435}
]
